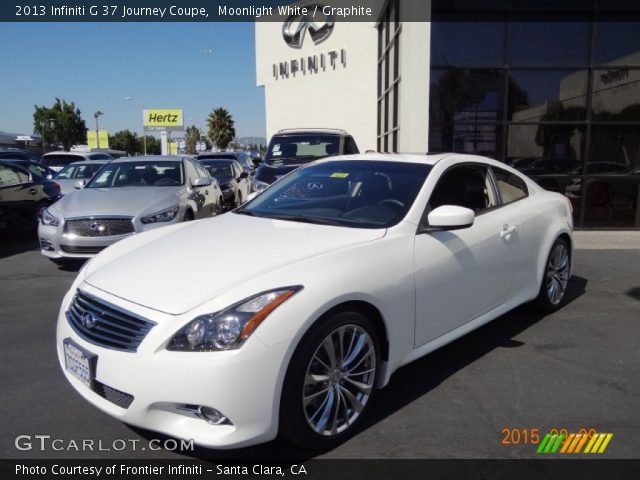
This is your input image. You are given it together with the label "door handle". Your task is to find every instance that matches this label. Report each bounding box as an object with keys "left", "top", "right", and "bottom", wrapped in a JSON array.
[
  {"left": 28, "top": 188, "right": 38, "bottom": 195},
  {"left": 500, "top": 224, "right": 517, "bottom": 238}
]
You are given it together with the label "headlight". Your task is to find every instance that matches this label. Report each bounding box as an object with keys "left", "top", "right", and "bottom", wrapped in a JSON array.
[
  {"left": 251, "top": 179, "right": 270, "bottom": 192},
  {"left": 168, "top": 286, "right": 302, "bottom": 351},
  {"left": 40, "top": 208, "right": 60, "bottom": 226},
  {"left": 141, "top": 205, "right": 179, "bottom": 224}
]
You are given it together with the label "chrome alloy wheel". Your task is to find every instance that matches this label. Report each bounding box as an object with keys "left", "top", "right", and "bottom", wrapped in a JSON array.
[
  {"left": 546, "top": 242, "right": 570, "bottom": 305},
  {"left": 302, "top": 325, "right": 377, "bottom": 436}
]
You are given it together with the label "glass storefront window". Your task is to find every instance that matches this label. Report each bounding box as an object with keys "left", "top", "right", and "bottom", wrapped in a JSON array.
[
  {"left": 594, "top": 21, "right": 640, "bottom": 66},
  {"left": 430, "top": 16, "right": 506, "bottom": 67},
  {"left": 510, "top": 18, "right": 590, "bottom": 66},
  {"left": 429, "top": 123, "right": 503, "bottom": 160},
  {"left": 506, "top": 124, "right": 586, "bottom": 170},
  {"left": 509, "top": 69, "right": 588, "bottom": 122},
  {"left": 430, "top": 69, "right": 505, "bottom": 124},
  {"left": 582, "top": 177, "right": 640, "bottom": 228},
  {"left": 589, "top": 125, "right": 640, "bottom": 173},
  {"left": 422, "top": 8, "right": 640, "bottom": 227},
  {"left": 591, "top": 69, "right": 640, "bottom": 121}
]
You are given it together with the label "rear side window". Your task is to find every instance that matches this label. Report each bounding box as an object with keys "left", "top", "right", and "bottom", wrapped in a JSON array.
[
  {"left": 493, "top": 167, "right": 528, "bottom": 205},
  {"left": 345, "top": 136, "right": 359, "bottom": 154},
  {"left": 0, "top": 164, "right": 29, "bottom": 187}
]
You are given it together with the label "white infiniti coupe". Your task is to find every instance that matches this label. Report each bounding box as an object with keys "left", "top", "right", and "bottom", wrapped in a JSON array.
[{"left": 56, "top": 153, "right": 573, "bottom": 449}]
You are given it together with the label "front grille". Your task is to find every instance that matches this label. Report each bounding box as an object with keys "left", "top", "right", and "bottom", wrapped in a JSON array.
[
  {"left": 92, "top": 380, "right": 134, "bottom": 409},
  {"left": 60, "top": 245, "right": 106, "bottom": 255},
  {"left": 64, "top": 217, "right": 134, "bottom": 237},
  {"left": 66, "top": 290, "right": 156, "bottom": 352}
]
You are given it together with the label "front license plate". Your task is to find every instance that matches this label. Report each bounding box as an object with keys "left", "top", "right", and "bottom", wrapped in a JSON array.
[{"left": 63, "top": 338, "right": 97, "bottom": 389}]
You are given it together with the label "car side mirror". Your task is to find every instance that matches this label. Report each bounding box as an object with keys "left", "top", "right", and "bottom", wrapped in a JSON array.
[
  {"left": 192, "top": 176, "right": 212, "bottom": 187},
  {"left": 75, "top": 180, "right": 86, "bottom": 189},
  {"left": 424, "top": 205, "right": 475, "bottom": 231},
  {"left": 239, "top": 171, "right": 249, "bottom": 179}
]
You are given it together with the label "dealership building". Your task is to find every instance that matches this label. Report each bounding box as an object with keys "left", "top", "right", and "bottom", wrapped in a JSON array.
[{"left": 256, "top": 1, "right": 640, "bottom": 229}]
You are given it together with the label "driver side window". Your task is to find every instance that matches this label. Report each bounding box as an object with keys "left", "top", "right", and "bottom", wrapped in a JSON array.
[{"left": 422, "top": 164, "right": 498, "bottom": 226}]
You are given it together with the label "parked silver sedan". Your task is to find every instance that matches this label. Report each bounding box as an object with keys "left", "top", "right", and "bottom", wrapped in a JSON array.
[{"left": 38, "top": 156, "right": 221, "bottom": 260}]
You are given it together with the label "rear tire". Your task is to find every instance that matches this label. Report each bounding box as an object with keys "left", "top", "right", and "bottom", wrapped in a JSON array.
[
  {"left": 533, "top": 237, "right": 571, "bottom": 311},
  {"left": 279, "top": 311, "right": 380, "bottom": 449}
]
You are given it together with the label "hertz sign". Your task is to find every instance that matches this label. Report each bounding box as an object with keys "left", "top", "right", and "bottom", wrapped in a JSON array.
[{"left": 143, "top": 109, "right": 184, "bottom": 131}]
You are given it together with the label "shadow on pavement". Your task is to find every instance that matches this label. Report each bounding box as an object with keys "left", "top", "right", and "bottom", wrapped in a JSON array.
[
  {"left": 0, "top": 230, "right": 39, "bottom": 260},
  {"left": 130, "top": 275, "right": 588, "bottom": 462}
]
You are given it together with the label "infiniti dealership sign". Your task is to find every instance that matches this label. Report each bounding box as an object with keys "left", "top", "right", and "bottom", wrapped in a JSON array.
[
  {"left": 273, "top": 4, "right": 346, "bottom": 80},
  {"left": 282, "top": 5, "right": 334, "bottom": 48}
]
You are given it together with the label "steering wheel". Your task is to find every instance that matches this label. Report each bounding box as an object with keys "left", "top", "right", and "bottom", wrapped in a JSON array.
[{"left": 378, "top": 199, "right": 405, "bottom": 209}]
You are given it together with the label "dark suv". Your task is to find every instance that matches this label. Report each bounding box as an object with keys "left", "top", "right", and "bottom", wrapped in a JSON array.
[{"left": 251, "top": 129, "right": 359, "bottom": 192}]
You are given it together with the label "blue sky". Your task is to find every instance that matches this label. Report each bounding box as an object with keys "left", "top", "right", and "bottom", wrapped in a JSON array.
[{"left": 0, "top": 22, "right": 265, "bottom": 138}]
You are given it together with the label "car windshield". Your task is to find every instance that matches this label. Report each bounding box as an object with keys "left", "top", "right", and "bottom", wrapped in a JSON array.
[
  {"left": 265, "top": 135, "right": 340, "bottom": 166},
  {"left": 55, "top": 163, "right": 105, "bottom": 180},
  {"left": 236, "top": 160, "right": 431, "bottom": 228},
  {"left": 42, "top": 154, "right": 84, "bottom": 168},
  {"left": 200, "top": 162, "right": 233, "bottom": 178},
  {"left": 86, "top": 161, "right": 184, "bottom": 188}
]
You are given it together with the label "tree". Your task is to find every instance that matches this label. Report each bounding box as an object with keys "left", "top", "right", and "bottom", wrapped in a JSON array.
[
  {"left": 184, "top": 125, "right": 201, "bottom": 155},
  {"left": 109, "top": 130, "right": 139, "bottom": 155},
  {"left": 206, "top": 107, "right": 235, "bottom": 150},
  {"left": 141, "top": 135, "right": 161, "bottom": 155},
  {"left": 33, "top": 98, "right": 87, "bottom": 151}
]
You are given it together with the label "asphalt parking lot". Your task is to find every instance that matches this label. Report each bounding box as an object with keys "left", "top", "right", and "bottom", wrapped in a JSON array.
[{"left": 1, "top": 233, "right": 639, "bottom": 460}]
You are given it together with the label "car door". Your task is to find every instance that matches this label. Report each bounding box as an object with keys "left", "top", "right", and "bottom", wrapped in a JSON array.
[
  {"left": 490, "top": 166, "right": 541, "bottom": 296},
  {"left": 190, "top": 159, "right": 215, "bottom": 217},
  {"left": 234, "top": 161, "right": 249, "bottom": 200},
  {"left": 0, "top": 163, "right": 37, "bottom": 228},
  {"left": 413, "top": 163, "right": 523, "bottom": 347}
]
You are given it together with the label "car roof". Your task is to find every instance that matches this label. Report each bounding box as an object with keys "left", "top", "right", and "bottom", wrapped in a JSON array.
[
  {"left": 197, "top": 157, "right": 236, "bottom": 163},
  {"left": 43, "top": 151, "right": 89, "bottom": 157},
  {"left": 197, "top": 152, "right": 239, "bottom": 157},
  {"left": 110, "top": 155, "right": 187, "bottom": 163},
  {"left": 313, "top": 152, "right": 456, "bottom": 166},
  {"left": 65, "top": 160, "right": 110, "bottom": 166}
]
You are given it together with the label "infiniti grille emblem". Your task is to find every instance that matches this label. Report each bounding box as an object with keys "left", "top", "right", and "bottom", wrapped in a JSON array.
[{"left": 82, "top": 311, "right": 98, "bottom": 329}]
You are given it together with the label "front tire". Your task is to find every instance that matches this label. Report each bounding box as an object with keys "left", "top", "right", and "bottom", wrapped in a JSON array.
[
  {"left": 533, "top": 237, "right": 571, "bottom": 311},
  {"left": 280, "top": 311, "right": 380, "bottom": 449}
]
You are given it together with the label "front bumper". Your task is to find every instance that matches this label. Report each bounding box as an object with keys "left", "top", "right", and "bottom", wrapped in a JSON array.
[
  {"left": 39, "top": 217, "right": 179, "bottom": 259},
  {"left": 56, "top": 285, "right": 287, "bottom": 449}
]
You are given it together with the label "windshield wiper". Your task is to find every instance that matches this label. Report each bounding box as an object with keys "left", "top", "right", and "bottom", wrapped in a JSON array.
[{"left": 264, "top": 213, "right": 345, "bottom": 226}]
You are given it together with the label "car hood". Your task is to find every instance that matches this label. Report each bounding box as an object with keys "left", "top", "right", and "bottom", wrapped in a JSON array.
[
  {"left": 52, "top": 186, "right": 182, "bottom": 218},
  {"left": 84, "top": 213, "right": 385, "bottom": 315}
]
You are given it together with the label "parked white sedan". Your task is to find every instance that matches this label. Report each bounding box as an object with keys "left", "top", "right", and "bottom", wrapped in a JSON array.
[{"left": 56, "top": 153, "right": 573, "bottom": 449}]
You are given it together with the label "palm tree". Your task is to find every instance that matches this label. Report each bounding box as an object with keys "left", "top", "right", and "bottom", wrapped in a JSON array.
[{"left": 206, "top": 107, "right": 236, "bottom": 150}]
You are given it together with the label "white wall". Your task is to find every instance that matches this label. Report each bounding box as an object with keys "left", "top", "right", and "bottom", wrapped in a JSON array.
[
  {"left": 397, "top": 18, "right": 430, "bottom": 153},
  {"left": 256, "top": 20, "right": 378, "bottom": 151}
]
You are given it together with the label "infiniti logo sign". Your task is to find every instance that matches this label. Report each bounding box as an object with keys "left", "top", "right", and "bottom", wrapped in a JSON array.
[
  {"left": 82, "top": 312, "right": 98, "bottom": 330},
  {"left": 282, "top": 5, "right": 334, "bottom": 49}
]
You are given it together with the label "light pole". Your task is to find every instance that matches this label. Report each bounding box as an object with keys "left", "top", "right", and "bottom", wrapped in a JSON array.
[
  {"left": 125, "top": 96, "right": 146, "bottom": 155},
  {"left": 94, "top": 110, "right": 103, "bottom": 150}
]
